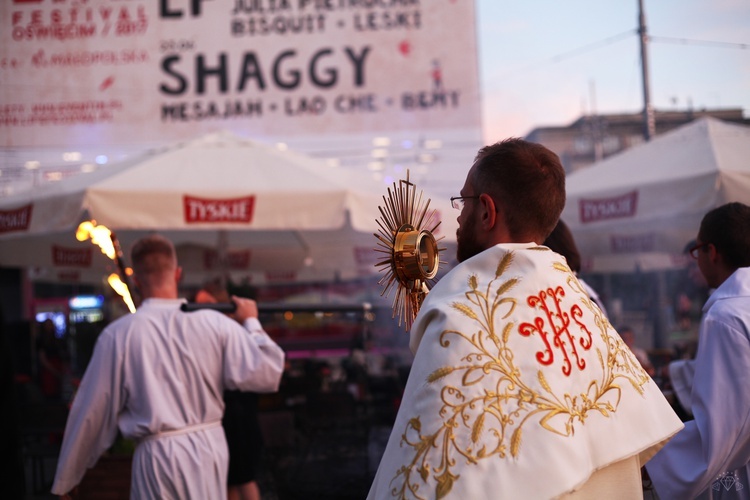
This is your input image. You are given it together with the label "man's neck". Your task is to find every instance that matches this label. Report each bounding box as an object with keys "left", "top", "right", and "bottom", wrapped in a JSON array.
[{"left": 141, "top": 287, "right": 178, "bottom": 300}]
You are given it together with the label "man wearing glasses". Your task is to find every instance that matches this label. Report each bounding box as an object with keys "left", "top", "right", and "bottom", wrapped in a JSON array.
[
  {"left": 368, "top": 138, "right": 682, "bottom": 499},
  {"left": 647, "top": 202, "right": 750, "bottom": 499}
]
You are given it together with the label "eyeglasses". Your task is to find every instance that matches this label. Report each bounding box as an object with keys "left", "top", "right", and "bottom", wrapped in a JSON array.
[
  {"left": 689, "top": 242, "right": 708, "bottom": 259},
  {"left": 450, "top": 195, "right": 480, "bottom": 210}
]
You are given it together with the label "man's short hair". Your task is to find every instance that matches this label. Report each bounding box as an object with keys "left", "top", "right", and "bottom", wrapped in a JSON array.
[
  {"left": 698, "top": 202, "right": 750, "bottom": 270},
  {"left": 472, "top": 138, "right": 566, "bottom": 241},
  {"left": 130, "top": 234, "right": 177, "bottom": 277}
]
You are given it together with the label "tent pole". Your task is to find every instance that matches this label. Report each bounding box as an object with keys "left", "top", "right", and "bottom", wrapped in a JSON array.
[{"left": 217, "top": 230, "right": 229, "bottom": 289}]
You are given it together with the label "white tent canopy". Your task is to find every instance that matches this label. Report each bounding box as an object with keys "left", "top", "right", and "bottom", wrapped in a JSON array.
[
  {"left": 0, "top": 131, "right": 457, "bottom": 285},
  {"left": 561, "top": 117, "right": 750, "bottom": 273}
]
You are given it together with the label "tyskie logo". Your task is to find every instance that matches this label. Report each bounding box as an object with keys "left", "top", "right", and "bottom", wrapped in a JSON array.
[
  {"left": 52, "top": 245, "right": 93, "bottom": 267},
  {"left": 183, "top": 195, "right": 255, "bottom": 224},
  {"left": 0, "top": 204, "right": 32, "bottom": 234},
  {"left": 579, "top": 191, "right": 638, "bottom": 223}
]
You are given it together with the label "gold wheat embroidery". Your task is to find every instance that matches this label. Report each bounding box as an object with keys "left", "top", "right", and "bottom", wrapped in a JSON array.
[{"left": 389, "top": 251, "right": 650, "bottom": 499}]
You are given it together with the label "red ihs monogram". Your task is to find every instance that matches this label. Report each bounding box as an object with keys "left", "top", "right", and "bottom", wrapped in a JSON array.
[{"left": 518, "top": 286, "right": 593, "bottom": 376}]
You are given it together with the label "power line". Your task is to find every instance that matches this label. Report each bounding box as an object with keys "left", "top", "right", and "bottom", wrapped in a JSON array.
[
  {"left": 548, "top": 30, "right": 637, "bottom": 63},
  {"left": 649, "top": 36, "right": 749, "bottom": 50},
  {"left": 489, "top": 30, "right": 637, "bottom": 84},
  {"left": 488, "top": 30, "right": 748, "bottom": 85}
]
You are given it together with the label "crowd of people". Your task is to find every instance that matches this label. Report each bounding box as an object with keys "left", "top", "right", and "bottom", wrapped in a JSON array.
[{"left": 5, "top": 137, "right": 749, "bottom": 499}]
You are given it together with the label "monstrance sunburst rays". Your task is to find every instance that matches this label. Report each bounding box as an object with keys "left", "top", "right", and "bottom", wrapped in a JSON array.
[{"left": 374, "top": 171, "right": 446, "bottom": 330}]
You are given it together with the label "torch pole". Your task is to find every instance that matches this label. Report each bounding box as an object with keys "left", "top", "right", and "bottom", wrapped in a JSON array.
[{"left": 110, "top": 231, "right": 136, "bottom": 308}]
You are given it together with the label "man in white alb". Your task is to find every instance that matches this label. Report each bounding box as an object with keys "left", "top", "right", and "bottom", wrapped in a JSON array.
[
  {"left": 647, "top": 202, "right": 750, "bottom": 499},
  {"left": 367, "top": 138, "right": 683, "bottom": 499},
  {"left": 52, "top": 234, "right": 285, "bottom": 499}
]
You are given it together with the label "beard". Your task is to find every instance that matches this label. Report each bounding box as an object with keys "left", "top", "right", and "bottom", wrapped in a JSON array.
[{"left": 456, "top": 213, "right": 484, "bottom": 263}]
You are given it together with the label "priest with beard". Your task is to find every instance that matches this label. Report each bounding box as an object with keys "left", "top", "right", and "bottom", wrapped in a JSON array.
[{"left": 367, "top": 138, "right": 683, "bottom": 499}]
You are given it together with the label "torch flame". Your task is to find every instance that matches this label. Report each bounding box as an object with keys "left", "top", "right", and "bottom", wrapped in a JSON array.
[
  {"left": 108, "top": 273, "right": 135, "bottom": 313},
  {"left": 76, "top": 220, "right": 116, "bottom": 259},
  {"left": 77, "top": 220, "right": 136, "bottom": 313}
]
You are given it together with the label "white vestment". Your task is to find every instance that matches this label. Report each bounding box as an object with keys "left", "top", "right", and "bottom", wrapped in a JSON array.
[
  {"left": 51, "top": 298, "right": 285, "bottom": 499},
  {"left": 647, "top": 267, "right": 750, "bottom": 499},
  {"left": 669, "top": 359, "right": 695, "bottom": 416},
  {"left": 369, "top": 244, "right": 683, "bottom": 499}
]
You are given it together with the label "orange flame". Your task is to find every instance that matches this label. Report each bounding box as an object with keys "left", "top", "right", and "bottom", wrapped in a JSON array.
[
  {"left": 76, "top": 220, "right": 115, "bottom": 259},
  {"left": 107, "top": 273, "right": 135, "bottom": 313},
  {"left": 77, "top": 220, "right": 135, "bottom": 312}
]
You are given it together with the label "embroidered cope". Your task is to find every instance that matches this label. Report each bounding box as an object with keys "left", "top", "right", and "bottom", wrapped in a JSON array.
[{"left": 368, "top": 244, "right": 683, "bottom": 499}]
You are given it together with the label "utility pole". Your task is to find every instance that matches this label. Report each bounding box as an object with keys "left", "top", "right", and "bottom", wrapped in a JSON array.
[{"left": 638, "top": 0, "right": 655, "bottom": 140}]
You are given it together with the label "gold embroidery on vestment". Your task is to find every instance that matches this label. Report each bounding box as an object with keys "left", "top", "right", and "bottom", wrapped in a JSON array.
[{"left": 389, "top": 251, "right": 650, "bottom": 499}]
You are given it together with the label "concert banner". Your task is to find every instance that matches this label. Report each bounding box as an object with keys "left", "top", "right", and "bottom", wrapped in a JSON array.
[{"left": 1, "top": 0, "right": 481, "bottom": 148}]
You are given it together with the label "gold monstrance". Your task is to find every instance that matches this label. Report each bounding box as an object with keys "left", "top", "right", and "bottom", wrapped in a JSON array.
[{"left": 374, "top": 171, "right": 446, "bottom": 330}]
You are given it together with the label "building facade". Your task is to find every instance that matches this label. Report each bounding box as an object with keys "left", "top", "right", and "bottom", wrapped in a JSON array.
[{"left": 526, "top": 108, "right": 749, "bottom": 174}]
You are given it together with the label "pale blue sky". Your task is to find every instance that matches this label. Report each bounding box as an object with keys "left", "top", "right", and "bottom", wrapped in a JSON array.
[{"left": 476, "top": 0, "right": 750, "bottom": 142}]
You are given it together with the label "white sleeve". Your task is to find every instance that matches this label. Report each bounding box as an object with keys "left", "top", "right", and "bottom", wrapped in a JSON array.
[
  {"left": 668, "top": 359, "right": 695, "bottom": 415},
  {"left": 647, "top": 316, "right": 750, "bottom": 498},
  {"left": 222, "top": 317, "right": 285, "bottom": 393},
  {"left": 51, "top": 331, "right": 124, "bottom": 495}
]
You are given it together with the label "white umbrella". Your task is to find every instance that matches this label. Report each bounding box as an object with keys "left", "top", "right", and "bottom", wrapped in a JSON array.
[
  {"left": 562, "top": 117, "right": 750, "bottom": 273},
  {"left": 0, "top": 130, "right": 457, "bottom": 285}
]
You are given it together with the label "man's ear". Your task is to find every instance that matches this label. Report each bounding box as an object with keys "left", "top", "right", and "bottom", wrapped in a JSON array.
[
  {"left": 175, "top": 266, "right": 183, "bottom": 283},
  {"left": 707, "top": 243, "right": 735, "bottom": 282},
  {"left": 478, "top": 193, "right": 498, "bottom": 229},
  {"left": 705, "top": 243, "right": 718, "bottom": 262},
  {"left": 709, "top": 244, "right": 730, "bottom": 271}
]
